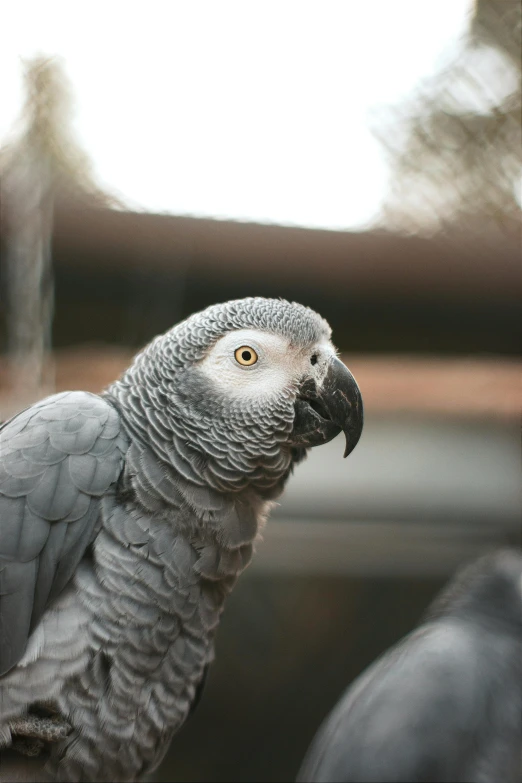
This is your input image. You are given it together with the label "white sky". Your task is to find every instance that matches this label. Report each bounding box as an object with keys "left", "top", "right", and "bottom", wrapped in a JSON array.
[{"left": 2, "top": 0, "right": 474, "bottom": 230}]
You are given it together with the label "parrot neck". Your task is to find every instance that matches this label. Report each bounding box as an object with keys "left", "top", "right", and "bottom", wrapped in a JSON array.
[{"left": 105, "top": 370, "right": 299, "bottom": 500}]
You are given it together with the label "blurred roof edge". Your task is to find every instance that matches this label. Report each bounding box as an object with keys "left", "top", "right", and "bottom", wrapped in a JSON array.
[{"left": 32, "top": 189, "right": 520, "bottom": 304}]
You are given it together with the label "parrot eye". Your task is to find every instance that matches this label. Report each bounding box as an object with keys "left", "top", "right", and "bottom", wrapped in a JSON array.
[
  {"left": 310, "top": 354, "right": 318, "bottom": 366},
  {"left": 235, "top": 346, "right": 258, "bottom": 366}
]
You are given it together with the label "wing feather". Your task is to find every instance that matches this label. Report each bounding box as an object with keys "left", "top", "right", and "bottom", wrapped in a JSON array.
[{"left": 0, "top": 391, "right": 126, "bottom": 676}]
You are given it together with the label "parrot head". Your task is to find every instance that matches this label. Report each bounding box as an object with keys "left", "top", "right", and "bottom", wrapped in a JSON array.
[{"left": 119, "top": 297, "right": 363, "bottom": 494}]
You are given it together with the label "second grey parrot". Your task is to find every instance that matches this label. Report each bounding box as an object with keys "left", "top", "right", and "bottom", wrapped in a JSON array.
[
  {"left": 297, "top": 549, "right": 522, "bottom": 783},
  {"left": 0, "top": 297, "right": 363, "bottom": 782}
]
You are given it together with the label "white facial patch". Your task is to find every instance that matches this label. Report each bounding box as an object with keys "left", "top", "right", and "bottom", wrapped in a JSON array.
[{"left": 197, "top": 328, "right": 335, "bottom": 401}]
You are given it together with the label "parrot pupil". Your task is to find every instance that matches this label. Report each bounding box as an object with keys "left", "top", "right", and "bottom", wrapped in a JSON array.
[
  {"left": 311, "top": 354, "right": 318, "bottom": 366},
  {"left": 242, "top": 351, "right": 251, "bottom": 362}
]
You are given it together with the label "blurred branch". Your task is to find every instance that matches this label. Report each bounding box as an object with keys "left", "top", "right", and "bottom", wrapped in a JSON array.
[
  {"left": 0, "top": 55, "right": 114, "bottom": 202},
  {"left": 373, "top": 0, "right": 521, "bottom": 235},
  {"left": 471, "top": 0, "right": 521, "bottom": 64}
]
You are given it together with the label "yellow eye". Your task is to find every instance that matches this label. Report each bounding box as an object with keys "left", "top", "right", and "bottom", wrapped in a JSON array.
[{"left": 234, "top": 346, "right": 258, "bottom": 366}]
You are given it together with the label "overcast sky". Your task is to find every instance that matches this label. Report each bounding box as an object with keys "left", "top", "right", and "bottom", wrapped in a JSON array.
[{"left": 2, "top": 0, "right": 473, "bottom": 229}]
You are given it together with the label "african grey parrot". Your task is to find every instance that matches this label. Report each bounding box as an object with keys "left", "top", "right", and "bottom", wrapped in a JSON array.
[
  {"left": 0, "top": 297, "right": 363, "bottom": 782},
  {"left": 297, "top": 548, "right": 522, "bottom": 783}
]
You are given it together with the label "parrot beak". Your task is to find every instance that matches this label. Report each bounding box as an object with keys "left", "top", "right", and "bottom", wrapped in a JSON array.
[{"left": 291, "top": 356, "right": 363, "bottom": 457}]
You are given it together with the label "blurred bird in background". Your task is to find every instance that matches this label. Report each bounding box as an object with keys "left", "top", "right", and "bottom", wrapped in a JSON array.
[{"left": 298, "top": 549, "right": 522, "bottom": 783}]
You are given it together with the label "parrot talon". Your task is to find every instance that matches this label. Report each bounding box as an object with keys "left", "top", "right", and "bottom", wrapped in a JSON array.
[{"left": 8, "top": 712, "right": 72, "bottom": 749}]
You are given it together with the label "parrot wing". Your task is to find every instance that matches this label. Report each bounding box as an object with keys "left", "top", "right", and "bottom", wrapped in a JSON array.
[{"left": 0, "top": 391, "right": 126, "bottom": 676}]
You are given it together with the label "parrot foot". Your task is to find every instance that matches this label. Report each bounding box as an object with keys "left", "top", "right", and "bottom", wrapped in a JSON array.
[{"left": 8, "top": 706, "right": 72, "bottom": 756}]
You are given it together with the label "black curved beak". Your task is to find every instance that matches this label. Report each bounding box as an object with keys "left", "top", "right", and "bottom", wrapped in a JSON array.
[{"left": 291, "top": 356, "right": 363, "bottom": 458}]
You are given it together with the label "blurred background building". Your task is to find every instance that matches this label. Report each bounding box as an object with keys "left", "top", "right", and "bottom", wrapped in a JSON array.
[{"left": 0, "top": 1, "right": 520, "bottom": 780}]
